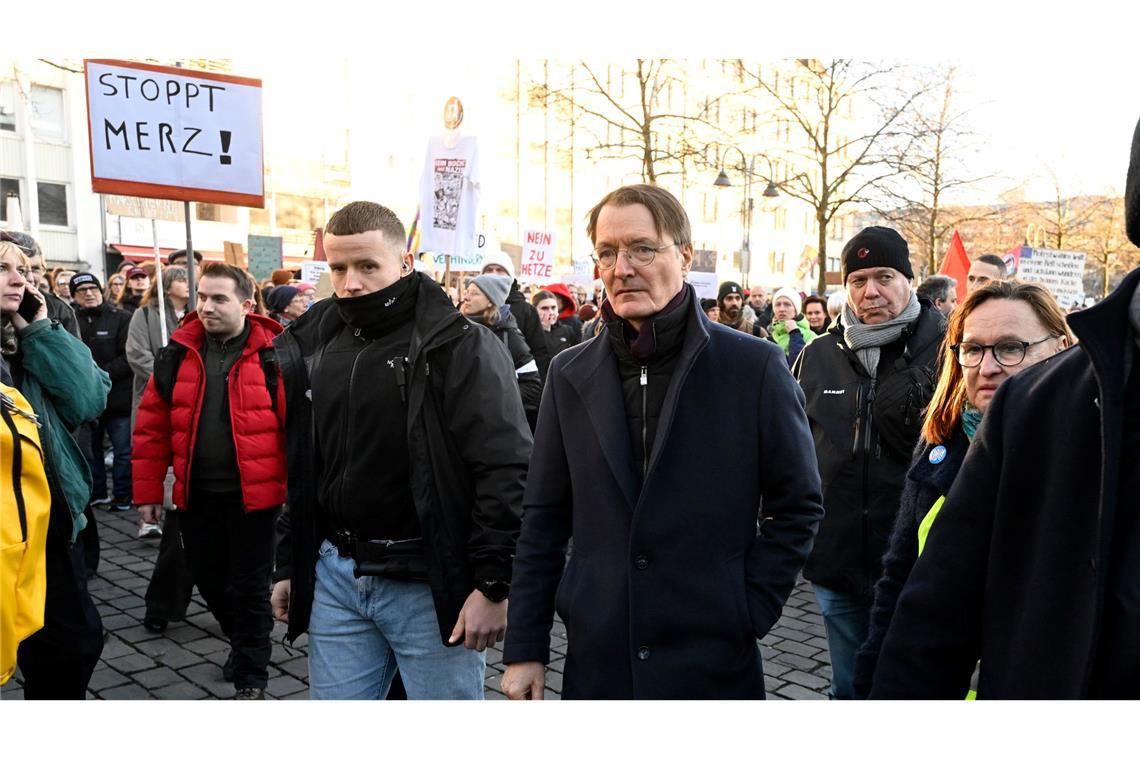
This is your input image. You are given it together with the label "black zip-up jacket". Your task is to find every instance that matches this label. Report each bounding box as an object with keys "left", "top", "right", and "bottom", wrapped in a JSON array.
[
  {"left": 792, "top": 302, "right": 945, "bottom": 596},
  {"left": 506, "top": 280, "right": 552, "bottom": 381},
  {"left": 76, "top": 302, "right": 134, "bottom": 418},
  {"left": 273, "top": 273, "right": 533, "bottom": 644}
]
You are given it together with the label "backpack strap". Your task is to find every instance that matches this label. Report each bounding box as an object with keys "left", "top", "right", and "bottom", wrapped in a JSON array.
[
  {"left": 0, "top": 396, "right": 27, "bottom": 543},
  {"left": 259, "top": 347, "right": 279, "bottom": 415}
]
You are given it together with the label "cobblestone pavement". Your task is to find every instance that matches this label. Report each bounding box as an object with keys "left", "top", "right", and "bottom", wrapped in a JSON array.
[{"left": 1, "top": 507, "right": 832, "bottom": 700}]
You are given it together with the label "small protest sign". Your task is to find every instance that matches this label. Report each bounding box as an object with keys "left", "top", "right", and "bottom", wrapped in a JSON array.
[
  {"left": 300, "top": 261, "right": 330, "bottom": 284},
  {"left": 84, "top": 59, "right": 264, "bottom": 207},
  {"left": 223, "top": 241, "right": 244, "bottom": 267},
  {"left": 1015, "top": 248, "right": 1087, "bottom": 308},
  {"left": 688, "top": 249, "right": 718, "bottom": 300},
  {"left": 247, "top": 235, "right": 283, "bottom": 281},
  {"left": 518, "top": 229, "right": 555, "bottom": 285},
  {"left": 105, "top": 194, "right": 185, "bottom": 222}
]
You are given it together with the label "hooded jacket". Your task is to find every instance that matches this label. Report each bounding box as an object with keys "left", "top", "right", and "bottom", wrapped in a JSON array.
[
  {"left": 545, "top": 283, "right": 583, "bottom": 345},
  {"left": 273, "top": 272, "right": 532, "bottom": 645}
]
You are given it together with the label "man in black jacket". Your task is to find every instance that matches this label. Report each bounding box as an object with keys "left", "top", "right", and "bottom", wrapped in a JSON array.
[
  {"left": 71, "top": 273, "right": 134, "bottom": 511},
  {"left": 481, "top": 250, "right": 552, "bottom": 381},
  {"left": 870, "top": 118, "right": 1140, "bottom": 699},
  {"left": 271, "top": 201, "right": 531, "bottom": 700},
  {"left": 792, "top": 226, "right": 946, "bottom": 699},
  {"left": 501, "top": 184, "right": 823, "bottom": 699}
]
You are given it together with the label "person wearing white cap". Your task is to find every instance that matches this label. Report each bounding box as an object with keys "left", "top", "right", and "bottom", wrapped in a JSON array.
[
  {"left": 481, "top": 250, "right": 551, "bottom": 380},
  {"left": 768, "top": 287, "right": 817, "bottom": 368}
]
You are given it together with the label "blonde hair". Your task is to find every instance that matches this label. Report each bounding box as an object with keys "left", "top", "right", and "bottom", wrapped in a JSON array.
[{"left": 921, "top": 280, "right": 1074, "bottom": 444}]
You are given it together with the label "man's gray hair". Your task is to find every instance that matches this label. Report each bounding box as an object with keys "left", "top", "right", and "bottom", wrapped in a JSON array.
[{"left": 917, "top": 275, "right": 957, "bottom": 304}]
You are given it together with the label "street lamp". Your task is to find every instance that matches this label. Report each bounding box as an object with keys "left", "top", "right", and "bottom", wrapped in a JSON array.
[{"left": 712, "top": 146, "right": 779, "bottom": 289}]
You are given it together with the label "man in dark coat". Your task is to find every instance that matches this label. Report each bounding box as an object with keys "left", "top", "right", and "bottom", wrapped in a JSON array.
[
  {"left": 791, "top": 226, "right": 946, "bottom": 699},
  {"left": 870, "top": 118, "right": 1140, "bottom": 699},
  {"left": 501, "top": 184, "right": 823, "bottom": 700},
  {"left": 271, "top": 201, "right": 531, "bottom": 700},
  {"left": 482, "top": 250, "right": 552, "bottom": 381}
]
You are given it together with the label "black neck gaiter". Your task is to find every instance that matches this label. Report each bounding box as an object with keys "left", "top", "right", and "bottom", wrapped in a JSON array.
[{"left": 334, "top": 273, "right": 419, "bottom": 338}]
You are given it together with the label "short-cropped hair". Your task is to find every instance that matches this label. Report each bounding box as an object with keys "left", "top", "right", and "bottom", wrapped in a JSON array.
[
  {"left": 325, "top": 201, "right": 407, "bottom": 251},
  {"left": 586, "top": 184, "right": 692, "bottom": 249}
]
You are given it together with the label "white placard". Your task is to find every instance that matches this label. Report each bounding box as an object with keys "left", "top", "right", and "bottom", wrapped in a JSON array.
[
  {"left": 518, "top": 229, "right": 556, "bottom": 285},
  {"left": 1015, "top": 248, "right": 1087, "bottom": 309},
  {"left": 300, "top": 261, "right": 330, "bottom": 284},
  {"left": 85, "top": 61, "right": 264, "bottom": 201}
]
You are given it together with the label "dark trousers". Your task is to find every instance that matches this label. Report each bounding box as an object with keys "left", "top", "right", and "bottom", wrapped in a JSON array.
[
  {"left": 144, "top": 508, "right": 195, "bottom": 622},
  {"left": 79, "top": 504, "right": 100, "bottom": 575},
  {"left": 179, "top": 489, "right": 278, "bottom": 690},
  {"left": 85, "top": 415, "right": 132, "bottom": 502},
  {"left": 17, "top": 533, "right": 104, "bottom": 699}
]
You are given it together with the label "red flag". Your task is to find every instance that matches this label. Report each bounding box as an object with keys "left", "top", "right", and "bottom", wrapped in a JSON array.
[{"left": 939, "top": 230, "right": 970, "bottom": 302}]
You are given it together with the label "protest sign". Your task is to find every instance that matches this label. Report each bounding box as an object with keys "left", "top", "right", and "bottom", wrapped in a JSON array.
[
  {"left": 105, "top": 194, "right": 185, "bottom": 222},
  {"left": 1014, "top": 247, "right": 1086, "bottom": 307},
  {"left": 1015, "top": 247, "right": 1087, "bottom": 308},
  {"left": 300, "top": 261, "right": 330, "bottom": 284},
  {"left": 223, "top": 241, "right": 244, "bottom": 267},
  {"left": 247, "top": 235, "right": 283, "bottom": 281},
  {"left": 84, "top": 59, "right": 264, "bottom": 207},
  {"left": 518, "top": 229, "right": 555, "bottom": 285},
  {"left": 565, "top": 256, "right": 594, "bottom": 286},
  {"left": 688, "top": 249, "right": 718, "bottom": 300}
]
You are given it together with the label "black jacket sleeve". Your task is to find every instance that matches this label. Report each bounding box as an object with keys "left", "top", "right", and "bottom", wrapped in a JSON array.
[
  {"left": 104, "top": 310, "right": 134, "bottom": 382},
  {"left": 441, "top": 327, "right": 533, "bottom": 583},
  {"left": 870, "top": 394, "right": 1005, "bottom": 698},
  {"left": 747, "top": 345, "right": 825, "bottom": 637},
  {"left": 511, "top": 298, "right": 552, "bottom": 381}
]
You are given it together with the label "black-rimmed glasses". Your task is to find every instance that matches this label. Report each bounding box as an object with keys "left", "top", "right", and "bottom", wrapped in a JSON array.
[{"left": 952, "top": 337, "right": 1056, "bottom": 368}]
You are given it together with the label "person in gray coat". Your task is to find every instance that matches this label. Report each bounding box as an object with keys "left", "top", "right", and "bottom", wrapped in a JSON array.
[{"left": 125, "top": 266, "right": 189, "bottom": 417}]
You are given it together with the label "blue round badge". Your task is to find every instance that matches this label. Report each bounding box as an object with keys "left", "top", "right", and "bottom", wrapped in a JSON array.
[{"left": 928, "top": 445, "right": 947, "bottom": 465}]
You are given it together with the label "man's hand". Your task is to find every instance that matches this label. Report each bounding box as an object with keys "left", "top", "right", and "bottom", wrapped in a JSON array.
[
  {"left": 449, "top": 589, "right": 507, "bottom": 651},
  {"left": 271, "top": 580, "right": 291, "bottom": 623},
  {"left": 502, "top": 662, "right": 546, "bottom": 700},
  {"left": 136, "top": 504, "right": 162, "bottom": 524}
]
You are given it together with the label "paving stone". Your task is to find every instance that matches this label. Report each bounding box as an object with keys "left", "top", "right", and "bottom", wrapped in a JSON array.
[
  {"left": 99, "top": 683, "right": 154, "bottom": 700},
  {"left": 774, "top": 639, "right": 821, "bottom": 658},
  {"left": 760, "top": 633, "right": 783, "bottom": 647},
  {"left": 277, "top": 657, "right": 309, "bottom": 680},
  {"left": 280, "top": 690, "right": 310, "bottom": 700},
  {"left": 783, "top": 669, "right": 830, "bottom": 691},
  {"left": 485, "top": 689, "right": 508, "bottom": 700},
  {"left": 776, "top": 683, "right": 828, "bottom": 700},
  {"left": 152, "top": 682, "right": 209, "bottom": 700},
  {"left": 545, "top": 670, "right": 563, "bottom": 691},
  {"left": 769, "top": 626, "right": 814, "bottom": 643},
  {"left": 771, "top": 651, "right": 817, "bottom": 671},
  {"left": 106, "top": 652, "right": 158, "bottom": 674},
  {"left": 117, "top": 576, "right": 152, "bottom": 591},
  {"left": 100, "top": 569, "right": 135, "bottom": 582},
  {"left": 764, "top": 675, "right": 787, "bottom": 692},
  {"left": 121, "top": 561, "right": 155, "bottom": 574},
  {"left": 486, "top": 647, "right": 503, "bottom": 665},
  {"left": 806, "top": 636, "right": 831, "bottom": 651},
  {"left": 547, "top": 657, "right": 565, "bottom": 674},
  {"left": 164, "top": 625, "right": 209, "bottom": 644},
  {"left": 154, "top": 647, "right": 207, "bottom": 670},
  {"left": 101, "top": 613, "right": 139, "bottom": 632},
  {"left": 763, "top": 661, "right": 791, "bottom": 679},
  {"left": 100, "top": 636, "right": 135, "bottom": 660},
  {"left": 88, "top": 667, "right": 132, "bottom": 691},
  {"left": 132, "top": 667, "right": 188, "bottom": 690},
  {"left": 543, "top": 688, "right": 560, "bottom": 700},
  {"left": 2, "top": 688, "right": 23, "bottom": 700},
  {"left": 266, "top": 674, "right": 307, "bottom": 697},
  {"left": 115, "top": 625, "right": 166, "bottom": 644},
  {"left": 178, "top": 663, "right": 232, "bottom": 698}
]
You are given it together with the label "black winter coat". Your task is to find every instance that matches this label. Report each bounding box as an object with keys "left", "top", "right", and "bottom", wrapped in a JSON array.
[
  {"left": 503, "top": 286, "right": 824, "bottom": 699},
  {"left": 852, "top": 429, "right": 968, "bottom": 698},
  {"left": 506, "top": 281, "right": 552, "bottom": 381},
  {"left": 871, "top": 268, "right": 1140, "bottom": 698},
  {"left": 467, "top": 310, "right": 542, "bottom": 427},
  {"left": 273, "top": 273, "right": 533, "bottom": 644},
  {"left": 792, "top": 303, "right": 945, "bottom": 596},
  {"left": 45, "top": 291, "right": 80, "bottom": 338},
  {"left": 76, "top": 302, "right": 134, "bottom": 418}
]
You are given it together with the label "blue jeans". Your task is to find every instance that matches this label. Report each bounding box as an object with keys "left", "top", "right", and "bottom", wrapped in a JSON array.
[
  {"left": 308, "top": 540, "right": 485, "bottom": 700},
  {"left": 812, "top": 583, "right": 873, "bottom": 700},
  {"left": 85, "top": 415, "right": 131, "bottom": 502}
]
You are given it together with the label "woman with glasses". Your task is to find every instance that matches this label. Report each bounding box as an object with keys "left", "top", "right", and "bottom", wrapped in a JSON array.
[{"left": 852, "top": 280, "right": 1072, "bottom": 698}]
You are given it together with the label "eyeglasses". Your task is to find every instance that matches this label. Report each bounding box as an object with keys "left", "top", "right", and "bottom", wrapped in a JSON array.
[
  {"left": 952, "top": 337, "right": 1055, "bottom": 368},
  {"left": 591, "top": 242, "right": 675, "bottom": 270}
]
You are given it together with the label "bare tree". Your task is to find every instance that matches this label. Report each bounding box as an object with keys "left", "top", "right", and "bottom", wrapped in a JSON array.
[
  {"left": 1033, "top": 167, "right": 1108, "bottom": 250},
  {"left": 870, "top": 66, "right": 1001, "bottom": 277},
  {"left": 533, "top": 59, "right": 733, "bottom": 183},
  {"left": 742, "top": 59, "right": 929, "bottom": 294},
  {"left": 1080, "top": 197, "right": 1140, "bottom": 297}
]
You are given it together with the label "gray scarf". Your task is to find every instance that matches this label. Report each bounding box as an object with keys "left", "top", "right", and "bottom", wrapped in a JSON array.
[{"left": 842, "top": 291, "right": 921, "bottom": 377}]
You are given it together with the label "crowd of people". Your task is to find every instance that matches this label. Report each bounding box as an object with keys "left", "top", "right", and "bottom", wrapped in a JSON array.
[{"left": 1, "top": 117, "right": 1138, "bottom": 701}]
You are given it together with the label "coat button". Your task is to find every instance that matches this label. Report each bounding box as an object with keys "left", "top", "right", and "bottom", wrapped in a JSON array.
[
  {"left": 635, "top": 555, "right": 649, "bottom": 570},
  {"left": 637, "top": 646, "right": 650, "bottom": 660}
]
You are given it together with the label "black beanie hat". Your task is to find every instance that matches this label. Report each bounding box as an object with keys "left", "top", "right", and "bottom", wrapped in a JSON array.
[
  {"left": 68, "top": 272, "right": 102, "bottom": 297},
  {"left": 700, "top": 298, "right": 718, "bottom": 313},
  {"left": 717, "top": 281, "right": 743, "bottom": 307},
  {"left": 841, "top": 226, "right": 913, "bottom": 281}
]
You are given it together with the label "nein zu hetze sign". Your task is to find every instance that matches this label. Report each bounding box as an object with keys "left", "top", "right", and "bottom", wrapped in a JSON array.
[{"left": 84, "top": 59, "right": 265, "bottom": 207}]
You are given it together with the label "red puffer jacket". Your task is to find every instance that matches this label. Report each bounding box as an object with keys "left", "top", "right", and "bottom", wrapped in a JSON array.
[{"left": 132, "top": 312, "right": 286, "bottom": 511}]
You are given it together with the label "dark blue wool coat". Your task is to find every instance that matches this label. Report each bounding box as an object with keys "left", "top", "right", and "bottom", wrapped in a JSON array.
[{"left": 503, "top": 286, "right": 824, "bottom": 699}]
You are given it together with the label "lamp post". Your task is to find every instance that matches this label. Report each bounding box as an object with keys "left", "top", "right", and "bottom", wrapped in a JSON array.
[{"left": 713, "top": 146, "right": 779, "bottom": 289}]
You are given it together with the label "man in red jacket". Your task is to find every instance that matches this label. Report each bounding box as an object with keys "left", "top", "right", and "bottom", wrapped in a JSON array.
[{"left": 132, "top": 264, "right": 286, "bottom": 700}]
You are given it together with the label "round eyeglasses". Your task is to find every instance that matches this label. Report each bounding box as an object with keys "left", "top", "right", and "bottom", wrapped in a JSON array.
[
  {"left": 952, "top": 336, "right": 1056, "bottom": 368},
  {"left": 591, "top": 242, "right": 675, "bottom": 270}
]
